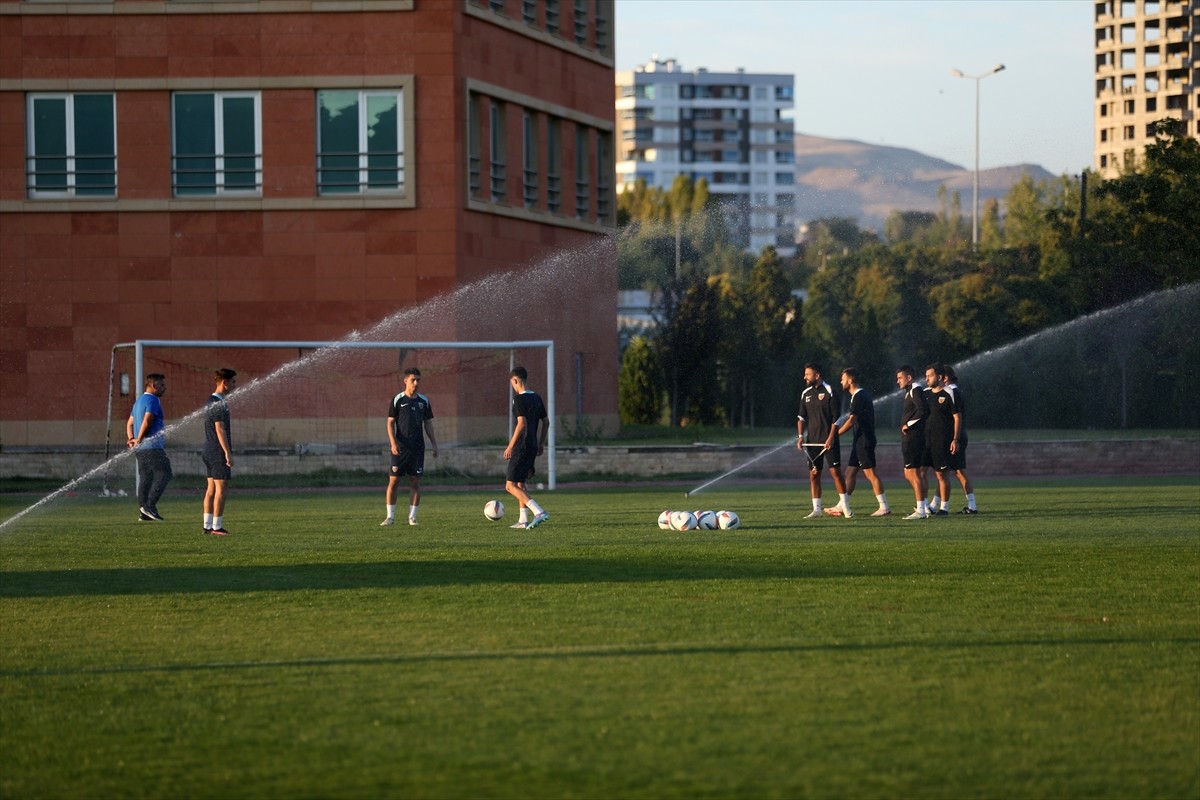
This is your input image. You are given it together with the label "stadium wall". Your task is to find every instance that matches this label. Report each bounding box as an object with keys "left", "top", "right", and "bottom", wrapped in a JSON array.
[{"left": 3, "top": 438, "right": 1197, "bottom": 482}]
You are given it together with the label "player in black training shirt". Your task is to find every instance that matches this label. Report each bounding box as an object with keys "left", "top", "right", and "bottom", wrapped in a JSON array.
[
  {"left": 833, "top": 367, "right": 890, "bottom": 516},
  {"left": 923, "top": 363, "right": 961, "bottom": 516},
  {"left": 383, "top": 367, "right": 439, "bottom": 526},
  {"left": 504, "top": 366, "right": 550, "bottom": 529},
  {"left": 944, "top": 365, "right": 978, "bottom": 514},
  {"left": 896, "top": 365, "right": 931, "bottom": 519},
  {"left": 796, "top": 363, "right": 851, "bottom": 518}
]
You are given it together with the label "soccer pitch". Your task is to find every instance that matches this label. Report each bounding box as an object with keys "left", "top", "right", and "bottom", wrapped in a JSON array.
[{"left": 2, "top": 478, "right": 1198, "bottom": 799}]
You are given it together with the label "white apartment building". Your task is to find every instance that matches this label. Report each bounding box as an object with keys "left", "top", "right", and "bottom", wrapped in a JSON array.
[
  {"left": 1094, "top": 0, "right": 1197, "bottom": 176},
  {"left": 615, "top": 57, "right": 796, "bottom": 255}
]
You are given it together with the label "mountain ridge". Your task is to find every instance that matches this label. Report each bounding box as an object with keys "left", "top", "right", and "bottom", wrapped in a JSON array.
[{"left": 792, "top": 132, "right": 1056, "bottom": 233}]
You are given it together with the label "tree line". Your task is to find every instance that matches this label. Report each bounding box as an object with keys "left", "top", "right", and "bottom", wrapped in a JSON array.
[{"left": 617, "top": 122, "right": 1200, "bottom": 430}]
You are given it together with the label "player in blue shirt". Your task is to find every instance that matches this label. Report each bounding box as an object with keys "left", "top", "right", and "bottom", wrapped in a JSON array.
[{"left": 126, "top": 373, "right": 172, "bottom": 521}]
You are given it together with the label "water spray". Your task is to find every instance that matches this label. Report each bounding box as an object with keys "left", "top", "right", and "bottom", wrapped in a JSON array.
[{"left": 683, "top": 437, "right": 801, "bottom": 498}]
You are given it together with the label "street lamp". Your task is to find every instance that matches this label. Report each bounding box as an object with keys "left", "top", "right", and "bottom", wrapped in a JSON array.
[{"left": 950, "top": 63, "right": 1005, "bottom": 249}]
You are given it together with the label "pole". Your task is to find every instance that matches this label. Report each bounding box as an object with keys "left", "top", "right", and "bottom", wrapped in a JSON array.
[{"left": 950, "top": 65, "right": 1005, "bottom": 250}]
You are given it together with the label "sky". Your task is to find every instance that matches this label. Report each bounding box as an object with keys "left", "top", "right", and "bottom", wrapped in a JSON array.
[{"left": 615, "top": 0, "right": 1095, "bottom": 176}]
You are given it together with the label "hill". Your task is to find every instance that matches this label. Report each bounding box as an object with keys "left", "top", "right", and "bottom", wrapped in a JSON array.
[{"left": 792, "top": 133, "right": 1057, "bottom": 233}]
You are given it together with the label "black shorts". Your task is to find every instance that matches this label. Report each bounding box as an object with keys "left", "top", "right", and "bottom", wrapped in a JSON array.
[
  {"left": 847, "top": 438, "right": 877, "bottom": 470},
  {"left": 203, "top": 448, "right": 232, "bottom": 480},
  {"left": 390, "top": 449, "right": 425, "bottom": 478},
  {"left": 949, "top": 436, "right": 968, "bottom": 471},
  {"left": 805, "top": 442, "right": 840, "bottom": 471},
  {"left": 925, "top": 434, "right": 952, "bottom": 472},
  {"left": 506, "top": 453, "right": 537, "bottom": 484},
  {"left": 901, "top": 428, "right": 926, "bottom": 469}
]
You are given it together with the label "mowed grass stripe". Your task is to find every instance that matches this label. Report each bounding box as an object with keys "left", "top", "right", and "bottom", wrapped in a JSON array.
[{"left": 1, "top": 478, "right": 1197, "bottom": 798}]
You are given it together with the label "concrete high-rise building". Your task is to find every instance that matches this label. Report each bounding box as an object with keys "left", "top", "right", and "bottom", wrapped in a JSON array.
[
  {"left": 1093, "top": 0, "right": 1198, "bottom": 176},
  {"left": 615, "top": 57, "right": 796, "bottom": 256},
  {"left": 0, "top": 0, "right": 618, "bottom": 450}
]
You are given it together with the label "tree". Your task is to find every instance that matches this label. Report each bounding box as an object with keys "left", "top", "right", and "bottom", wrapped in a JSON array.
[{"left": 618, "top": 336, "right": 664, "bottom": 425}]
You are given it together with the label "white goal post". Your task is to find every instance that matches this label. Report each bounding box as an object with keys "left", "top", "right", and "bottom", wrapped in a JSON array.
[{"left": 110, "top": 338, "right": 557, "bottom": 489}]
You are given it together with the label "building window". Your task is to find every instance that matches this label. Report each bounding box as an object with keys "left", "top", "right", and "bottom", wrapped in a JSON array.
[
  {"left": 26, "top": 93, "right": 116, "bottom": 198},
  {"left": 489, "top": 101, "right": 507, "bottom": 203},
  {"left": 573, "top": 0, "right": 588, "bottom": 45},
  {"left": 521, "top": 0, "right": 536, "bottom": 24},
  {"left": 1100, "top": 154, "right": 1109, "bottom": 169},
  {"left": 575, "top": 126, "right": 590, "bottom": 219},
  {"left": 545, "top": 0, "right": 559, "bottom": 34},
  {"left": 468, "top": 95, "right": 483, "bottom": 198},
  {"left": 1146, "top": 97, "right": 1157, "bottom": 112},
  {"left": 547, "top": 118, "right": 562, "bottom": 212},
  {"left": 523, "top": 111, "right": 539, "bottom": 208},
  {"left": 594, "top": 0, "right": 609, "bottom": 53},
  {"left": 1100, "top": 128, "right": 1109, "bottom": 142},
  {"left": 317, "top": 89, "right": 404, "bottom": 195},
  {"left": 596, "top": 131, "right": 612, "bottom": 220},
  {"left": 172, "top": 92, "right": 261, "bottom": 196}
]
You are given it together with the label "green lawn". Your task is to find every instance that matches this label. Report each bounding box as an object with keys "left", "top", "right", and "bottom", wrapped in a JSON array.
[{"left": 1, "top": 479, "right": 1198, "bottom": 799}]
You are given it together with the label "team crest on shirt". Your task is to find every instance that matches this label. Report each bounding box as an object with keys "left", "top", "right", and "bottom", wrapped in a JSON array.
[
  {"left": 818, "top": 393, "right": 826, "bottom": 400},
  {"left": 938, "top": 396, "right": 946, "bottom": 405}
]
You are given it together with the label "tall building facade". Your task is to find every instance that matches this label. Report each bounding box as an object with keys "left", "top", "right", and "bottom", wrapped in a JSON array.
[
  {"left": 0, "top": 0, "right": 618, "bottom": 450},
  {"left": 1093, "top": 0, "right": 1198, "bottom": 176},
  {"left": 615, "top": 57, "right": 796, "bottom": 255}
]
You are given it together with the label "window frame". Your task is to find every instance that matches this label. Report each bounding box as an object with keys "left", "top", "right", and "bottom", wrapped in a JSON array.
[
  {"left": 25, "top": 92, "right": 117, "bottom": 200},
  {"left": 316, "top": 88, "right": 406, "bottom": 197},
  {"left": 171, "top": 90, "right": 262, "bottom": 197}
]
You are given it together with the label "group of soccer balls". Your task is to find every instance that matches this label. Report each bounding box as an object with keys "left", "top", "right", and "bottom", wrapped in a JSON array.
[
  {"left": 658, "top": 509, "right": 740, "bottom": 531},
  {"left": 483, "top": 500, "right": 741, "bottom": 531}
]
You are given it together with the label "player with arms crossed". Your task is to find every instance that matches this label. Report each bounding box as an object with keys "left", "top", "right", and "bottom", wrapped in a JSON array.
[
  {"left": 833, "top": 367, "right": 890, "bottom": 516},
  {"left": 382, "top": 367, "right": 439, "bottom": 527},
  {"left": 797, "top": 362, "right": 851, "bottom": 519},
  {"left": 896, "top": 365, "right": 931, "bottom": 519},
  {"left": 504, "top": 366, "right": 550, "bottom": 529},
  {"left": 203, "top": 368, "right": 237, "bottom": 536},
  {"left": 126, "top": 373, "right": 173, "bottom": 522}
]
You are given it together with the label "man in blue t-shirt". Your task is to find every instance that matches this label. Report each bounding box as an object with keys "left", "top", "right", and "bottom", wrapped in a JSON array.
[{"left": 126, "top": 373, "right": 172, "bottom": 521}]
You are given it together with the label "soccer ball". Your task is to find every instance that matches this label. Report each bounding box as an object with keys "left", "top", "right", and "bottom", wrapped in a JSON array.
[
  {"left": 484, "top": 500, "right": 505, "bottom": 521},
  {"left": 716, "top": 510, "right": 740, "bottom": 530},
  {"left": 658, "top": 510, "right": 673, "bottom": 529},
  {"left": 670, "top": 510, "right": 698, "bottom": 531},
  {"left": 694, "top": 510, "right": 718, "bottom": 530}
]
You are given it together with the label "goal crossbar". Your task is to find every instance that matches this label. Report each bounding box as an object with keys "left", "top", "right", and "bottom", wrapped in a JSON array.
[{"left": 116, "top": 338, "right": 557, "bottom": 489}]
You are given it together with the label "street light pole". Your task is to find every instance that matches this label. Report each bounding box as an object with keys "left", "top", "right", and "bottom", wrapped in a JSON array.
[{"left": 950, "top": 64, "right": 1005, "bottom": 249}]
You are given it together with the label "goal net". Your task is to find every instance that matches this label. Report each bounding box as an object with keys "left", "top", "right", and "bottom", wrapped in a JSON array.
[{"left": 106, "top": 338, "right": 556, "bottom": 488}]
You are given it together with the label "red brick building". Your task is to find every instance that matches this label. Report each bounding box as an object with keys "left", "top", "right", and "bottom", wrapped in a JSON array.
[{"left": 0, "top": 0, "right": 617, "bottom": 450}]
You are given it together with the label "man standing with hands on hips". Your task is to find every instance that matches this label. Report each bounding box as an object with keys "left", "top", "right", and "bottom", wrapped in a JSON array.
[{"left": 127, "top": 373, "right": 172, "bottom": 522}]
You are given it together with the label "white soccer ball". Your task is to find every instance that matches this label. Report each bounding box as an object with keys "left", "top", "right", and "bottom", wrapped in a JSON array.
[
  {"left": 484, "top": 500, "right": 505, "bottom": 521},
  {"left": 716, "top": 510, "right": 740, "bottom": 530},
  {"left": 670, "top": 510, "right": 698, "bottom": 531},
  {"left": 658, "top": 510, "right": 673, "bottom": 529},
  {"left": 694, "top": 510, "right": 718, "bottom": 530}
]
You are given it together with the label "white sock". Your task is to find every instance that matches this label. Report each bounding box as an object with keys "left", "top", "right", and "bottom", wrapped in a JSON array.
[
  {"left": 918, "top": 500, "right": 929, "bottom": 514},
  {"left": 204, "top": 513, "right": 213, "bottom": 529},
  {"left": 213, "top": 516, "right": 223, "bottom": 529},
  {"left": 930, "top": 496, "right": 941, "bottom": 510},
  {"left": 877, "top": 493, "right": 888, "bottom": 511},
  {"left": 812, "top": 498, "right": 822, "bottom": 511},
  {"left": 941, "top": 498, "right": 950, "bottom": 512},
  {"left": 519, "top": 507, "right": 529, "bottom": 523},
  {"left": 966, "top": 493, "right": 977, "bottom": 510},
  {"left": 528, "top": 500, "right": 544, "bottom": 517},
  {"left": 385, "top": 504, "right": 396, "bottom": 520},
  {"left": 839, "top": 493, "right": 850, "bottom": 510},
  {"left": 409, "top": 504, "right": 418, "bottom": 522}
]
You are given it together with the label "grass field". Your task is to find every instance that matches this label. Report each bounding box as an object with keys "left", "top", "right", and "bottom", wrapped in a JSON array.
[{"left": 1, "top": 478, "right": 1198, "bottom": 799}]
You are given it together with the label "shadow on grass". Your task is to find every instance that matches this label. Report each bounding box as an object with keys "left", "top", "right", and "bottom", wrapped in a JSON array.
[
  {"left": 6, "top": 635, "right": 1198, "bottom": 678},
  {"left": 0, "top": 556, "right": 938, "bottom": 598}
]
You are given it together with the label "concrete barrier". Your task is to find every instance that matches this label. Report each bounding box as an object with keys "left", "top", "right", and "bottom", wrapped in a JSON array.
[{"left": 2, "top": 438, "right": 1197, "bottom": 482}]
